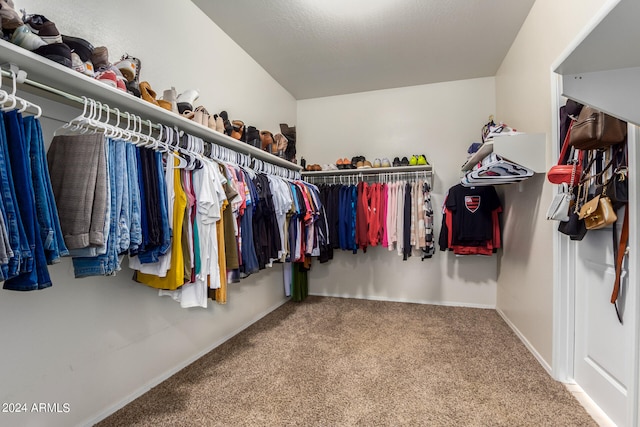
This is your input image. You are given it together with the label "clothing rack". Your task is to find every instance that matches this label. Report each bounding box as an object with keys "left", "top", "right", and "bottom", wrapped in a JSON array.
[
  {"left": 0, "top": 49, "right": 302, "bottom": 174},
  {"left": 302, "top": 165, "right": 433, "bottom": 187}
]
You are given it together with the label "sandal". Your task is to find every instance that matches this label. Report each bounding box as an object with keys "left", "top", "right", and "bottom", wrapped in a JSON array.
[{"left": 138, "top": 81, "right": 159, "bottom": 106}]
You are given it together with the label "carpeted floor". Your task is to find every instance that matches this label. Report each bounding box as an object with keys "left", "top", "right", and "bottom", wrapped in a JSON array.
[{"left": 97, "top": 296, "right": 596, "bottom": 426}]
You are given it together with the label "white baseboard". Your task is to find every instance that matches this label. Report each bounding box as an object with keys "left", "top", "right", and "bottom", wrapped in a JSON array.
[
  {"left": 308, "top": 292, "right": 496, "bottom": 309},
  {"left": 496, "top": 307, "right": 553, "bottom": 376},
  {"left": 87, "top": 297, "right": 290, "bottom": 426}
]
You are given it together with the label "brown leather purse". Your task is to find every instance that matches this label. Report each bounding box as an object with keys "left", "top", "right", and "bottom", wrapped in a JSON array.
[{"left": 569, "top": 106, "right": 627, "bottom": 149}]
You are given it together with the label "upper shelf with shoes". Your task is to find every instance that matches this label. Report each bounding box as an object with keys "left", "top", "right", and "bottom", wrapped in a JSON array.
[{"left": 0, "top": 39, "right": 301, "bottom": 171}]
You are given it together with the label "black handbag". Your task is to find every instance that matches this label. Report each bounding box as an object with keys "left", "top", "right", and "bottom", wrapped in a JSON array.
[{"left": 558, "top": 186, "right": 587, "bottom": 240}]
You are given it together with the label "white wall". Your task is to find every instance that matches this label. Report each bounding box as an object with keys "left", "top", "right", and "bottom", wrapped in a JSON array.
[
  {"left": 1, "top": 1, "right": 296, "bottom": 426},
  {"left": 298, "top": 78, "right": 498, "bottom": 308},
  {"left": 494, "top": 0, "right": 609, "bottom": 367}
]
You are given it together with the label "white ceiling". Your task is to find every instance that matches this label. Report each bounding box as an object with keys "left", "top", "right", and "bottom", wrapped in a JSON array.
[{"left": 192, "top": 0, "right": 535, "bottom": 100}]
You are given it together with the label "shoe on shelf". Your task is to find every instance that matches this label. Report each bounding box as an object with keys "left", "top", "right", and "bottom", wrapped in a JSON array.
[
  {"left": 409, "top": 155, "right": 418, "bottom": 166},
  {"left": 33, "top": 42, "right": 72, "bottom": 68},
  {"left": 71, "top": 52, "right": 94, "bottom": 76},
  {"left": 400, "top": 156, "right": 410, "bottom": 166},
  {"left": 91, "top": 46, "right": 110, "bottom": 71},
  {"left": 230, "top": 120, "right": 244, "bottom": 140},
  {"left": 11, "top": 24, "right": 46, "bottom": 50},
  {"left": 95, "top": 69, "right": 119, "bottom": 88},
  {"left": 62, "top": 35, "right": 94, "bottom": 62},
  {"left": 417, "top": 154, "right": 428, "bottom": 165},
  {"left": 115, "top": 54, "right": 140, "bottom": 83},
  {"left": 260, "top": 130, "right": 275, "bottom": 152},
  {"left": 0, "top": 0, "right": 23, "bottom": 31},
  {"left": 373, "top": 158, "right": 381, "bottom": 168},
  {"left": 362, "top": 160, "right": 372, "bottom": 168},
  {"left": 157, "top": 99, "right": 172, "bottom": 112},
  {"left": 214, "top": 115, "right": 225, "bottom": 133},
  {"left": 381, "top": 158, "right": 391, "bottom": 168},
  {"left": 392, "top": 157, "right": 401, "bottom": 167},
  {"left": 23, "top": 13, "right": 61, "bottom": 44},
  {"left": 161, "top": 87, "right": 179, "bottom": 114},
  {"left": 138, "top": 81, "right": 159, "bottom": 104},
  {"left": 336, "top": 158, "right": 345, "bottom": 169},
  {"left": 177, "top": 89, "right": 199, "bottom": 114}
]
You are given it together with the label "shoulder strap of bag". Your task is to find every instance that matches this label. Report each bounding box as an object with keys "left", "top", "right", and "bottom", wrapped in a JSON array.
[
  {"left": 611, "top": 204, "right": 629, "bottom": 323},
  {"left": 558, "top": 121, "right": 575, "bottom": 165}
]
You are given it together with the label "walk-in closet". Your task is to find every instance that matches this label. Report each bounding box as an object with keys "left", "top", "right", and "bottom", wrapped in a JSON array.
[{"left": 0, "top": 0, "right": 635, "bottom": 426}]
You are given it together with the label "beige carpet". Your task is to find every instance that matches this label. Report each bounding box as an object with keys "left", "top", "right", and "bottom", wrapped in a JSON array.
[{"left": 97, "top": 296, "right": 596, "bottom": 426}]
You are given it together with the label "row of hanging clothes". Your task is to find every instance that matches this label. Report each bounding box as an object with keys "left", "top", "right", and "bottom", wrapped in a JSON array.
[
  {"left": 44, "top": 96, "right": 324, "bottom": 304},
  {"left": 0, "top": 69, "right": 69, "bottom": 291},
  {"left": 304, "top": 171, "right": 435, "bottom": 261}
]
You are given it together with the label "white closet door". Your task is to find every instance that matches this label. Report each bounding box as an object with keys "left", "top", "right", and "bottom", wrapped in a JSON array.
[{"left": 573, "top": 126, "right": 637, "bottom": 427}]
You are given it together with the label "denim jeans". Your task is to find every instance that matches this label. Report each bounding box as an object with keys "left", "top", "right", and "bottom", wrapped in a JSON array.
[
  {"left": 23, "top": 116, "right": 69, "bottom": 264},
  {"left": 117, "top": 140, "right": 130, "bottom": 254},
  {"left": 0, "top": 111, "right": 31, "bottom": 278},
  {"left": 127, "top": 144, "right": 142, "bottom": 255},
  {"left": 136, "top": 146, "right": 149, "bottom": 254},
  {"left": 3, "top": 110, "right": 51, "bottom": 290},
  {"left": 72, "top": 139, "right": 118, "bottom": 277},
  {"left": 136, "top": 150, "right": 171, "bottom": 264},
  {"left": 240, "top": 173, "right": 259, "bottom": 275}
]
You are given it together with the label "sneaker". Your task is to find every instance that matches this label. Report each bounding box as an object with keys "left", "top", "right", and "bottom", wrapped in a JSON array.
[
  {"left": 62, "top": 35, "right": 94, "bottom": 62},
  {"left": 362, "top": 160, "right": 372, "bottom": 169},
  {"left": 381, "top": 158, "right": 391, "bottom": 168},
  {"left": 417, "top": 154, "right": 428, "bottom": 165},
  {"left": 115, "top": 54, "right": 140, "bottom": 83},
  {"left": 356, "top": 160, "right": 364, "bottom": 169},
  {"left": 392, "top": 157, "right": 400, "bottom": 167},
  {"left": 0, "top": 0, "right": 23, "bottom": 31},
  {"left": 71, "top": 52, "right": 94, "bottom": 76},
  {"left": 373, "top": 158, "right": 381, "bottom": 168},
  {"left": 91, "top": 46, "right": 110, "bottom": 71},
  {"left": 409, "top": 155, "right": 418, "bottom": 166},
  {"left": 34, "top": 21, "right": 61, "bottom": 44},
  {"left": 400, "top": 157, "right": 409, "bottom": 166},
  {"left": 11, "top": 24, "right": 45, "bottom": 50},
  {"left": 96, "top": 69, "right": 127, "bottom": 92},
  {"left": 33, "top": 42, "right": 72, "bottom": 67},
  {"left": 96, "top": 69, "right": 118, "bottom": 88}
]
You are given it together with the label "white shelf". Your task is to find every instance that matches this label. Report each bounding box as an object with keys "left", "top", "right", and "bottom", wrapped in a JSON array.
[
  {"left": 0, "top": 39, "right": 302, "bottom": 171},
  {"left": 553, "top": 0, "right": 640, "bottom": 126},
  {"left": 461, "top": 133, "right": 546, "bottom": 173}
]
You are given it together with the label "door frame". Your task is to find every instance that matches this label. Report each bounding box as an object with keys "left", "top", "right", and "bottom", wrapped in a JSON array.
[{"left": 550, "top": 72, "right": 640, "bottom": 426}]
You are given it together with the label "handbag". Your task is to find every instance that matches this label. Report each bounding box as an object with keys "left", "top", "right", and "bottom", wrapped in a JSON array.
[
  {"left": 578, "top": 194, "right": 617, "bottom": 230},
  {"left": 548, "top": 121, "right": 583, "bottom": 185},
  {"left": 546, "top": 183, "right": 572, "bottom": 221},
  {"left": 569, "top": 106, "right": 627, "bottom": 149},
  {"left": 557, "top": 185, "right": 587, "bottom": 240}
]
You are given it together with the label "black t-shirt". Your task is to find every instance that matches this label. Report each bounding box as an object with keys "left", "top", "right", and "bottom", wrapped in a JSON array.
[{"left": 446, "top": 184, "right": 501, "bottom": 244}]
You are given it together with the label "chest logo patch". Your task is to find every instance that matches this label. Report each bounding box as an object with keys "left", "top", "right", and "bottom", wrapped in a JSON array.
[{"left": 465, "top": 196, "right": 480, "bottom": 213}]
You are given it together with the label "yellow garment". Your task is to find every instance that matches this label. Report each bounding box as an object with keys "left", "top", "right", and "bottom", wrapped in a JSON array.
[
  {"left": 136, "top": 166, "right": 188, "bottom": 290},
  {"left": 214, "top": 199, "right": 228, "bottom": 304}
]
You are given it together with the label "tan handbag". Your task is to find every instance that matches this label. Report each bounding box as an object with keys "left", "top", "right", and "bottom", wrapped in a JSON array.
[{"left": 578, "top": 194, "right": 617, "bottom": 230}]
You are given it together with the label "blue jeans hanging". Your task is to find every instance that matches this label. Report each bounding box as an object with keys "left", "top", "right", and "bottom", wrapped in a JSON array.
[{"left": 3, "top": 110, "right": 51, "bottom": 290}]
